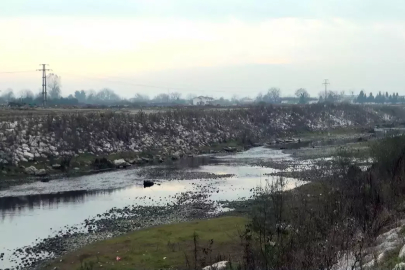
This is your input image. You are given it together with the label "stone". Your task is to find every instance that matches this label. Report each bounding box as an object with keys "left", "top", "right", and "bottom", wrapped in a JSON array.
[
  {"left": 202, "top": 261, "right": 229, "bottom": 270},
  {"left": 172, "top": 151, "right": 181, "bottom": 160},
  {"left": 36, "top": 169, "right": 47, "bottom": 176},
  {"left": 113, "top": 159, "right": 129, "bottom": 167},
  {"left": 393, "top": 263, "right": 405, "bottom": 270},
  {"left": 23, "top": 151, "right": 34, "bottom": 160},
  {"left": 52, "top": 164, "right": 62, "bottom": 170},
  {"left": 399, "top": 244, "right": 405, "bottom": 259},
  {"left": 25, "top": 166, "right": 38, "bottom": 175},
  {"left": 126, "top": 159, "right": 137, "bottom": 165},
  {"left": 223, "top": 147, "right": 237, "bottom": 152}
]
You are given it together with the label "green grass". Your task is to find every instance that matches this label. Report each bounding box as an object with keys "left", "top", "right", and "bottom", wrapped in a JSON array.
[
  {"left": 298, "top": 127, "right": 366, "bottom": 139},
  {"left": 45, "top": 216, "right": 247, "bottom": 270}
]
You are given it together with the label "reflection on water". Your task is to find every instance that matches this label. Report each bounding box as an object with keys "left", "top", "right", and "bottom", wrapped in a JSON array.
[
  {"left": 0, "top": 189, "right": 121, "bottom": 218},
  {"left": 0, "top": 147, "right": 300, "bottom": 269}
]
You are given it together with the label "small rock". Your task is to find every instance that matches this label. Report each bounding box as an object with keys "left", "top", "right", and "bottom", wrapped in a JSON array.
[
  {"left": 36, "top": 169, "right": 47, "bottom": 176},
  {"left": 202, "top": 261, "right": 229, "bottom": 270},
  {"left": 172, "top": 152, "right": 181, "bottom": 160},
  {"left": 25, "top": 166, "right": 38, "bottom": 175},
  {"left": 52, "top": 164, "right": 62, "bottom": 170},
  {"left": 113, "top": 159, "right": 129, "bottom": 168}
]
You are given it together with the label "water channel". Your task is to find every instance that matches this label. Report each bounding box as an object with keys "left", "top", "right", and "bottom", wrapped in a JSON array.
[{"left": 0, "top": 147, "right": 303, "bottom": 269}]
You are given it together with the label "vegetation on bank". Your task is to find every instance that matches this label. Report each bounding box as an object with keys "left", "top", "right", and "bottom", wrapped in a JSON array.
[{"left": 46, "top": 216, "right": 247, "bottom": 270}]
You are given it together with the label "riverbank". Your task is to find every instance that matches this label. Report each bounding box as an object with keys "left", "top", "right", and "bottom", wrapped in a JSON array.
[
  {"left": 1, "top": 104, "right": 403, "bottom": 189},
  {"left": 44, "top": 216, "right": 247, "bottom": 270},
  {"left": 0, "top": 140, "right": 250, "bottom": 190}
]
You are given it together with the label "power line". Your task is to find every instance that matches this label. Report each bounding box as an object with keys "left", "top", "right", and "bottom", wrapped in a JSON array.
[
  {"left": 63, "top": 72, "right": 257, "bottom": 95},
  {"left": 0, "top": 70, "right": 36, "bottom": 74},
  {"left": 323, "top": 79, "right": 330, "bottom": 99},
  {"left": 36, "top": 64, "right": 52, "bottom": 107}
]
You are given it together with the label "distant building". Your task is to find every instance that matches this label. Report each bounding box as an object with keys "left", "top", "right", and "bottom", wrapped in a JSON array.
[
  {"left": 239, "top": 97, "right": 254, "bottom": 104},
  {"left": 192, "top": 96, "right": 214, "bottom": 105},
  {"left": 337, "top": 95, "right": 356, "bottom": 103}
]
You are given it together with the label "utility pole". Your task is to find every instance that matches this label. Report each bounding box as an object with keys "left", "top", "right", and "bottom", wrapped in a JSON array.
[
  {"left": 323, "top": 79, "right": 330, "bottom": 100},
  {"left": 37, "top": 64, "right": 52, "bottom": 107}
]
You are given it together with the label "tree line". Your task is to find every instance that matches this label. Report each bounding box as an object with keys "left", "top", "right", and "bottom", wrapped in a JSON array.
[{"left": 355, "top": 90, "right": 404, "bottom": 104}]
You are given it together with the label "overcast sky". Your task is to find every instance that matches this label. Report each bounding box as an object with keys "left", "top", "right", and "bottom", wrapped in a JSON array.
[{"left": 1, "top": 0, "right": 405, "bottom": 99}]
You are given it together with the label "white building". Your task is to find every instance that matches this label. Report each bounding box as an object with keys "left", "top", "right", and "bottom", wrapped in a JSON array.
[
  {"left": 240, "top": 97, "right": 254, "bottom": 104},
  {"left": 192, "top": 96, "right": 214, "bottom": 105}
]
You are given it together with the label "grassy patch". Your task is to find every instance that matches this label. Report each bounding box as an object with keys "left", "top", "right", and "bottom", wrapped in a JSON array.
[
  {"left": 45, "top": 216, "right": 247, "bottom": 270},
  {"left": 298, "top": 127, "right": 366, "bottom": 139}
]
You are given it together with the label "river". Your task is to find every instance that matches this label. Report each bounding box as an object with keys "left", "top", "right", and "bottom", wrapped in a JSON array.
[{"left": 0, "top": 147, "right": 303, "bottom": 269}]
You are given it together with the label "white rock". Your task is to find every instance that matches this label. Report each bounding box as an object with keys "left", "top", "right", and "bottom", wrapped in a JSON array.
[
  {"left": 23, "top": 151, "right": 34, "bottom": 160},
  {"left": 202, "top": 261, "right": 228, "bottom": 270},
  {"left": 25, "top": 166, "right": 38, "bottom": 175},
  {"left": 52, "top": 164, "right": 62, "bottom": 170},
  {"left": 36, "top": 169, "right": 47, "bottom": 176},
  {"left": 393, "top": 262, "right": 405, "bottom": 270},
  {"left": 398, "top": 244, "right": 405, "bottom": 260},
  {"left": 114, "top": 159, "right": 129, "bottom": 167}
]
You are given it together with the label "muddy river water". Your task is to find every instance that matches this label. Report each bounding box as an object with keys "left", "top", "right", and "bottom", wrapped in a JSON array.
[{"left": 0, "top": 147, "right": 303, "bottom": 269}]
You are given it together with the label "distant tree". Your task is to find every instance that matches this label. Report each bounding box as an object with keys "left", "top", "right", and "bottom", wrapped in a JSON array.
[
  {"left": 1, "top": 88, "right": 15, "bottom": 101},
  {"left": 47, "top": 73, "right": 61, "bottom": 99},
  {"left": 153, "top": 93, "right": 170, "bottom": 103},
  {"left": 86, "top": 90, "right": 97, "bottom": 103},
  {"left": 19, "top": 89, "right": 34, "bottom": 99},
  {"left": 186, "top": 94, "right": 197, "bottom": 100},
  {"left": 263, "top": 87, "right": 281, "bottom": 103},
  {"left": 356, "top": 90, "right": 367, "bottom": 103},
  {"left": 326, "top": 91, "right": 339, "bottom": 102},
  {"left": 375, "top": 91, "right": 383, "bottom": 104},
  {"left": 74, "top": 90, "right": 87, "bottom": 103},
  {"left": 95, "top": 88, "right": 120, "bottom": 103},
  {"left": 215, "top": 97, "right": 232, "bottom": 106},
  {"left": 231, "top": 95, "right": 240, "bottom": 104},
  {"left": 255, "top": 92, "right": 264, "bottom": 102},
  {"left": 170, "top": 92, "right": 181, "bottom": 101},
  {"left": 295, "top": 88, "right": 310, "bottom": 104},
  {"left": 367, "top": 92, "right": 375, "bottom": 103},
  {"left": 131, "top": 93, "right": 150, "bottom": 103}
]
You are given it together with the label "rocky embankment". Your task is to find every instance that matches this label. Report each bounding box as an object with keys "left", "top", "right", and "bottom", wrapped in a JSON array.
[{"left": 0, "top": 104, "right": 403, "bottom": 175}]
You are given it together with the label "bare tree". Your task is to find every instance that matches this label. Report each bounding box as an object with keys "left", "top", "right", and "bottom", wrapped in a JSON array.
[
  {"left": 19, "top": 89, "right": 34, "bottom": 99},
  {"left": 47, "top": 73, "right": 61, "bottom": 99},
  {"left": 153, "top": 93, "right": 170, "bottom": 103},
  {"left": 295, "top": 88, "right": 310, "bottom": 104},
  {"left": 170, "top": 92, "right": 181, "bottom": 101},
  {"left": 1, "top": 88, "right": 15, "bottom": 101},
  {"left": 263, "top": 87, "right": 281, "bottom": 103},
  {"left": 95, "top": 88, "right": 120, "bottom": 102},
  {"left": 131, "top": 93, "right": 149, "bottom": 102},
  {"left": 295, "top": 88, "right": 309, "bottom": 98},
  {"left": 186, "top": 94, "right": 197, "bottom": 100}
]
